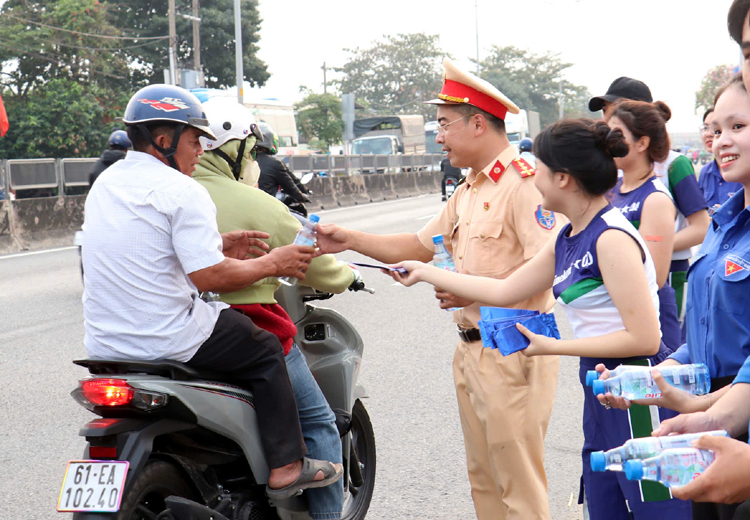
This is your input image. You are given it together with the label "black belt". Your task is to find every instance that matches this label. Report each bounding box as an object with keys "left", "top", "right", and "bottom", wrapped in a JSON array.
[{"left": 457, "top": 327, "right": 482, "bottom": 343}]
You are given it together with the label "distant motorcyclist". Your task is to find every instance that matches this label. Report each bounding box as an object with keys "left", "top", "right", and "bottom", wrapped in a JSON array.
[
  {"left": 256, "top": 122, "right": 310, "bottom": 203},
  {"left": 89, "top": 130, "right": 131, "bottom": 187},
  {"left": 440, "top": 156, "right": 463, "bottom": 201},
  {"left": 518, "top": 137, "right": 536, "bottom": 167}
]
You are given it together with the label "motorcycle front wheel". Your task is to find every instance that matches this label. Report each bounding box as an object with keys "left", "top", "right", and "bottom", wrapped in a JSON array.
[
  {"left": 342, "top": 400, "right": 376, "bottom": 520},
  {"left": 114, "top": 460, "right": 195, "bottom": 520}
]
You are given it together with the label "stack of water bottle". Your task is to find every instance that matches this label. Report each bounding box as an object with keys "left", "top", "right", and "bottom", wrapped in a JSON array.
[{"left": 588, "top": 363, "right": 719, "bottom": 487}]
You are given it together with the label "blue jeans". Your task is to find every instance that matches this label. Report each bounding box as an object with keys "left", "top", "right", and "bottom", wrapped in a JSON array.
[{"left": 285, "top": 345, "right": 343, "bottom": 519}]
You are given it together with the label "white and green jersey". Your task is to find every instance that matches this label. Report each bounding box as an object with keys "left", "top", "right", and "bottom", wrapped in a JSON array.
[{"left": 552, "top": 206, "right": 660, "bottom": 340}]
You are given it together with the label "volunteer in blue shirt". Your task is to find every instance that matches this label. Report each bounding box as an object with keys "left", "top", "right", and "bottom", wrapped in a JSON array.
[
  {"left": 601, "top": 75, "right": 750, "bottom": 518},
  {"left": 699, "top": 107, "right": 742, "bottom": 214},
  {"left": 387, "top": 118, "right": 691, "bottom": 520}
]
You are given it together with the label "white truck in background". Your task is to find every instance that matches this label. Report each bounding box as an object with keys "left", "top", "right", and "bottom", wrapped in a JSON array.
[
  {"left": 504, "top": 109, "right": 541, "bottom": 147},
  {"left": 351, "top": 115, "right": 426, "bottom": 155}
]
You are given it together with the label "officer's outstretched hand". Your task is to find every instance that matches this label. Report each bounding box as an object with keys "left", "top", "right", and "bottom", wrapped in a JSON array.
[
  {"left": 516, "top": 323, "right": 556, "bottom": 356},
  {"left": 671, "top": 435, "right": 750, "bottom": 503},
  {"left": 315, "top": 223, "right": 350, "bottom": 254}
]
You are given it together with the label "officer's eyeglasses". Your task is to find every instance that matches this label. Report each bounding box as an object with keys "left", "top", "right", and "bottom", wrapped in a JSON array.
[
  {"left": 699, "top": 124, "right": 711, "bottom": 134},
  {"left": 437, "top": 115, "right": 474, "bottom": 135}
]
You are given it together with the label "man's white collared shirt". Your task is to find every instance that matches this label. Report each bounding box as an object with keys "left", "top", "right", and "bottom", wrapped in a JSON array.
[{"left": 82, "top": 151, "right": 229, "bottom": 362}]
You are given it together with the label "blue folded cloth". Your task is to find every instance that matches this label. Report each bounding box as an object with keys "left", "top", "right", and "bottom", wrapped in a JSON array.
[{"left": 477, "top": 306, "right": 561, "bottom": 356}]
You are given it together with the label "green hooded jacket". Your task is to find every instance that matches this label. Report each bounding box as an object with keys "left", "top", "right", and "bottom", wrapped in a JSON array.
[{"left": 193, "top": 140, "right": 354, "bottom": 305}]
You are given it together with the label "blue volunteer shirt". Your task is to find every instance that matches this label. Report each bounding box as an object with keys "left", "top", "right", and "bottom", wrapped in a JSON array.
[
  {"left": 698, "top": 159, "right": 742, "bottom": 215},
  {"left": 670, "top": 188, "right": 750, "bottom": 378}
]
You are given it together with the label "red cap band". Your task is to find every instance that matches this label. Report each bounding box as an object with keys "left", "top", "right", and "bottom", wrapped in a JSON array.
[{"left": 439, "top": 79, "right": 509, "bottom": 120}]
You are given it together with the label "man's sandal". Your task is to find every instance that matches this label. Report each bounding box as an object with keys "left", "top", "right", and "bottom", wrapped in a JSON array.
[{"left": 265, "top": 457, "right": 344, "bottom": 500}]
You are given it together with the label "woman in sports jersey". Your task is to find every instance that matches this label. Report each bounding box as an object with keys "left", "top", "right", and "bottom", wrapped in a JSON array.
[
  {"left": 390, "top": 119, "right": 691, "bottom": 519},
  {"left": 606, "top": 100, "right": 682, "bottom": 353}
]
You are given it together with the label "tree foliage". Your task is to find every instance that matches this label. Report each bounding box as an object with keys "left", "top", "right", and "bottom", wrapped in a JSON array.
[
  {"left": 295, "top": 89, "right": 344, "bottom": 149},
  {"left": 478, "top": 46, "right": 591, "bottom": 126},
  {"left": 695, "top": 64, "right": 737, "bottom": 112},
  {"left": 336, "top": 33, "right": 445, "bottom": 120}
]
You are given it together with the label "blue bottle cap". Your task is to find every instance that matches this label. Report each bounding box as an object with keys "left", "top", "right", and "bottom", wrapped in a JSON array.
[
  {"left": 624, "top": 460, "right": 643, "bottom": 481},
  {"left": 309, "top": 214, "right": 320, "bottom": 223},
  {"left": 431, "top": 234, "right": 444, "bottom": 244},
  {"left": 592, "top": 378, "right": 605, "bottom": 396},
  {"left": 590, "top": 451, "right": 606, "bottom": 472},
  {"left": 586, "top": 370, "right": 599, "bottom": 387}
]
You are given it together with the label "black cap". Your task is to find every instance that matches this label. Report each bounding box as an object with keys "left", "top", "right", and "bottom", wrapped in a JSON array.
[{"left": 588, "top": 77, "right": 653, "bottom": 112}]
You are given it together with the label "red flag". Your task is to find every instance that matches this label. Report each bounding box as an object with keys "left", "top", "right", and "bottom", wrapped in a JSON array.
[{"left": 0, "top": 94, "right": 8, "bottom": 137}]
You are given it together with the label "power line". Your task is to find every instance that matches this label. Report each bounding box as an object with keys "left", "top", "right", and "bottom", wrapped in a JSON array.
[
  {"left": 4, "top": 13, "right": 168, "bottom": 40},
  {"left": 20, "top": 35, "right": 169, "bottom": 52}
]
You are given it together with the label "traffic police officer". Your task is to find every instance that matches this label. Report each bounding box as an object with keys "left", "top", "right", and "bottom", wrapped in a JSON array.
[{"left": 315, "top": 58, "right": 561, "bottom": 519}]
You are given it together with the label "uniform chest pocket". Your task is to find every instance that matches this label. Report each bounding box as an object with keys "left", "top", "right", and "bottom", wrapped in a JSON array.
[
  {"left": 464, "top": 221, "right": 506, "bottom": 275},
  {"left": 714, "top": 253, "right": 750, "bottom": 315}
]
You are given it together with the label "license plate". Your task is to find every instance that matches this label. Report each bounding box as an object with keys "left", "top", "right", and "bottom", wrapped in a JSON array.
[{"left": 57, "top": 460, "right": 129, "bottom": 512}]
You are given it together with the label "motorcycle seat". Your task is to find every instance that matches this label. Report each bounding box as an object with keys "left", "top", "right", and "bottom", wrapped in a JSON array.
[{"left": 74, "top": 358, "right": 225, "bottom": 382}]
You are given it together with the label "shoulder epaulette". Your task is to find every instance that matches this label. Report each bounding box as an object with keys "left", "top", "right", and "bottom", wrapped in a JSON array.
[{"left": 512, "top": 157, "right": 535, "bottom": 178}]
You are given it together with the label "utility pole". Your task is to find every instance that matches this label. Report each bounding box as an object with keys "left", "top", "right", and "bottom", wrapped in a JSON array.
[
  {"left": 234, "top": 0, "right": 243, "bottom": 104},
  {"left": 192, "top": 0, "right": 201, "bottom": 83},
  {"left": 475, "top": 0, "right": 480, "bottom": 75},
  {"left": 168, "top": 0, "right": 177, "bottom": 85},
  {"left": 322, "top": 62, "right": 327, "bottom": 96}
]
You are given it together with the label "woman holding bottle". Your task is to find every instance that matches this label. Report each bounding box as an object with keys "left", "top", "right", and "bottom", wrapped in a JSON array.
[{"left": 388, "top": 118, "right": 690, "bottom": 519}]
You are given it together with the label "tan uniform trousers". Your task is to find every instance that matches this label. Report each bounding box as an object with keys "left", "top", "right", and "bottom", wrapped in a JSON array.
[{"left": 454, "top": 339, "right": 559, "bottom": 520}]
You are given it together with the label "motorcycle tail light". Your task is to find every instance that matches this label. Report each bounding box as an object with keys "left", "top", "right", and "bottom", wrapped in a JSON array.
[
  {"left": 89, "top": 446, "right": 118, "bottom": 459},
  {"left": 72, "top": 379, "right": 168, "bottom": 412}
]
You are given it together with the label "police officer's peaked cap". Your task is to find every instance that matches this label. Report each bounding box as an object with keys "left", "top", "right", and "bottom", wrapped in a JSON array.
[{"left": 426, "top": 58, "right": 519, "bottom": 121}]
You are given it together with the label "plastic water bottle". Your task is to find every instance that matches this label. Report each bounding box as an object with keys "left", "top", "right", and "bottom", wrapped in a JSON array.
[
  {"left": 431, "top": 234, "right": 459, "bottom": 312},
  {"left": 591, "top": 363, "right": 710, "bottom": 399},
  {"left": 590, "top": 430, "right": 728, "bottom": 472},
  {"left": 586, "top": 365, "right": 641, "bottom": 386},
  {"left": 624, "top": 448, "right": 715, "bottom": 487},
  {"left": 279, "top": 214, "right": 320, "bottom": 286}
]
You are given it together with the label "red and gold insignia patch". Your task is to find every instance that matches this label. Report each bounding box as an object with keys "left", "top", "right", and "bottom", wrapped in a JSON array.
[
  {"left": 512, "top": 157, "right": 535, "bottom": 178},
  {"left": 726, "top": 259, "right": 745, "bottom": 276},
  {"left": 488, "top": 160, "right": 505, "bottom": 183},
  {"left": 484, "top": 202, "right": 490, "bottom": 211}
]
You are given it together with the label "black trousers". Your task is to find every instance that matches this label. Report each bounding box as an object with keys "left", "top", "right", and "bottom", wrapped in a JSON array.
[
  {"left": 187, "top": 308, "right": 306, "bottom": 469},
  {"left": 692, "top": 374, "right": 750, "bottom": 520}
]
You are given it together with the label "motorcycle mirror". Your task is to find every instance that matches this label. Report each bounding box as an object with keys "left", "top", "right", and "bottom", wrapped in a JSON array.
[{"left": 300, "top": 172, "right": 314, "bottom": 184}]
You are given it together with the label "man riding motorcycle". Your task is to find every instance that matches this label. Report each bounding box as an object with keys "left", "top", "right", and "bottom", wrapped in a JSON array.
[
  {"left": 81, "top": 84, "right": 342, "bottom": 501},
  {"left": 256, "top": 122, "right": 311, "bottom": 203},
  {"left": 89, "top": 130, "right": 131, "bottom": 187},
  {"left": 193, "top": 96, "right": 357, "bottom": 520}
]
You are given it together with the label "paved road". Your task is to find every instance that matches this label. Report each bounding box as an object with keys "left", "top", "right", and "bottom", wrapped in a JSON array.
[{"left": 0, "top": 194, "right": 585, "bottom": 519}]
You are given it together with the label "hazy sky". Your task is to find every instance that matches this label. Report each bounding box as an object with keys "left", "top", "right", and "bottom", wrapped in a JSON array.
[{"left": 254, "top": 0, "right": 740, "bottom": 133}]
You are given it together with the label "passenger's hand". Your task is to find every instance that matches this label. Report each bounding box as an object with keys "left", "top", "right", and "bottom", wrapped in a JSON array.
[
  {"left": 516, "top": 323, "right": 556, "bottom": 356},
  {"left": 671, "top": 436, "right": 750, "bottom": 503},
  {"left": 387, "top": 261, "right": 425, "bottom": 287},
  {"left": 315, "top": 223, "right": 350, "bottom": 254},
  {"left": 269, "top": 244, "right": 318, "bottom": 280},
  {"left": 222, "top": 230, "right": 270, "bottom": 259},
  {"left": 434, "top": 287, "right": 473, "bottom": 310},
  {"left": 651, "top": 411, "right": 723, "bottom": 437}
]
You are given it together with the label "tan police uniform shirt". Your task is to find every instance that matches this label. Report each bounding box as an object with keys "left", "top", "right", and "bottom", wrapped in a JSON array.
[{"left": 417, "top": 146, "right": 561, "bottom": 329}]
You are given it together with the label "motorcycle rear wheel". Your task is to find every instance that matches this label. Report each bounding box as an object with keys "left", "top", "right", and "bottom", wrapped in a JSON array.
[
  {"left": 341, "top": 400, "right": 376, "bottom": 520},
  {"left": 114, "top": 460, "right": 195, "bottom": 520}
]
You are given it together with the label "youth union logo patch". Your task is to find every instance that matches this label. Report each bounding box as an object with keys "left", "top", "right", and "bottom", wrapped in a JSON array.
[{"left": 535, "top": 205, "right": 556, "bottom": 230}]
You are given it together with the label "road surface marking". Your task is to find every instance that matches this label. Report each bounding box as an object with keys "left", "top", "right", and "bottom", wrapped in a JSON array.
[{"left": 0, "top": 246, "right": 77, "bottom": 260}]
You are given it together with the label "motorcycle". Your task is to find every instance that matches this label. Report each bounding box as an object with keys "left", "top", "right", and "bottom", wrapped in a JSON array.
[
  {"left": 60, "top": 279, "right": 376, "bottom": 520},
  {"left": 276, "top": 172, "right": 314, "bottom": 218},
  {"left": 444, "top": 177, "right": 457, "bottom": 200}
]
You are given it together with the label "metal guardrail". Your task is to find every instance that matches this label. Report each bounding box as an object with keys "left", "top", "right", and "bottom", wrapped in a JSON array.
[{"left": 0, "top": 153, "right": 445, "bottom": 199}]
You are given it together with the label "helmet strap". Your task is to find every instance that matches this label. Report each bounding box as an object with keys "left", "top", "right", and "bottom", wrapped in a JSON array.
[
  {"left": 136, "top": 123, "right": 186, "bottom": 171},
  {"left": 214, "top": 137, "right": 247, "bottom": 181}
]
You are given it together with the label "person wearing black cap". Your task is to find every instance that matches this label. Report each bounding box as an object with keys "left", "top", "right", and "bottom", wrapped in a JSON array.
[{"left": 590, "top": 80, "right": 710, "bottom": 334}]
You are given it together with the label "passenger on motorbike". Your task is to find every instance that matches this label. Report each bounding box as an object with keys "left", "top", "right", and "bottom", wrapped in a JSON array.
[
  {"left": 193, "top": 96, "right": 357, "bottom": 519},
  {"left": 256, "top": 122, "right": 311, "bottom": 203},
  {"left": 82, "top": 84, "right": 343, "bottom": 500},
  {"left": 519, "top": 137, "right": 537, "bottom": 167},
  {"left": 89, "top": 129, "right": 131, "bottom": 187}
]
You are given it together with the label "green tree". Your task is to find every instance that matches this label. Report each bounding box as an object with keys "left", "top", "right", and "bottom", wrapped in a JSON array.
[
  {"left": 695, "top": 64, "right": 737, "bottom": 112},
  {"left": 295, "top": 89, "right": 344, "bottom": 149},
  {"left": 478, "top": 46, "right": 591, "bottom": 126},
  {"left": 0, "top": 78, "right": 129, "bottom": 158},
  {"left": 108, "top": 0, "right": 269, "bottom": 89},
  {"left": 337, "top": 33, "right": 445, "bottom": 120}
]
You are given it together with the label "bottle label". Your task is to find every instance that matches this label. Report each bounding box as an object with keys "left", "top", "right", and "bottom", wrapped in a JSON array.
[{"left": 688, "top": 366, "right": 695, "bottom": 384}]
